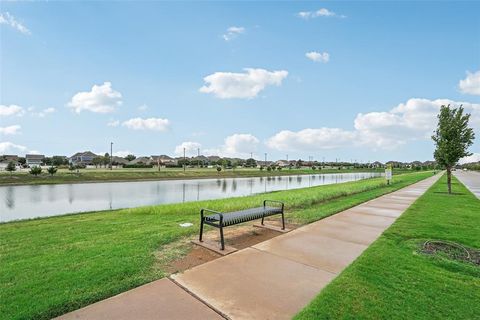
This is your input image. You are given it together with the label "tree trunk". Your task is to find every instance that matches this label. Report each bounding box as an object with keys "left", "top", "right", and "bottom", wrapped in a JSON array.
[{"left": 447, "top": 166, "right": 452, "bottom": 194}]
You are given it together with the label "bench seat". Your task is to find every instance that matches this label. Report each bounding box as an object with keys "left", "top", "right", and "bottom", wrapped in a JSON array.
[
  {"left": 199, "top": 200, "right": 285, "bottom": 250},
  {"left": 204, "top": 206, "right": 282, "bottom": 227}
]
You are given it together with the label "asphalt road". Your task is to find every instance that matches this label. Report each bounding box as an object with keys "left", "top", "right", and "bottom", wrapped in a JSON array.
[{"left": 453, "top": 170, "right": 480, "bottom": 199}]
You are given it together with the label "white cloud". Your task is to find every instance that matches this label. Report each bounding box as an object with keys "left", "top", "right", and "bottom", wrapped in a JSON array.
[
  {"left": 174, "top": 141, "right": 202, "bottom": 156},
  {"left": 267, "top": 98, "right": 480, "bottom": 152},
  {"left": 298, "top": 8, "right": 345, "bottom": 19},
  {"left": 0, "top": 141, "right": 27, "bottom": 154},
  {"left": 113, "top": 150, "right": 133, "bottom": 158},
  {"left": 459, "top": 70, "right": 480, "bottom": 96},
  {"left": 0, "top": 125, "right": 21, "bottom": 135},
  {"left": 459, "top": 153, "right": 480, "bottom": 164},
  {"left": 68, "top": 82, "right": 122, "bottom": 113},
  {"left": 107, "top": 120, "right": 120, "bottom": 127},
  {"left": 267, "top": 128, "right": 355, "bottom": 151},
  {"left": 138, "top": 104, "right": 148, "bottom": 111},
  {"left": 32, "top": 107, "right": 55, "bottom": 118},
  {"left": 122, "top": 117, "right": 170, "bottom": 131},
  {"left": 305, "top": 51, "right": 329, "bottom": 63},
  {"left": 356, "top": 98, "right": 480, "bottom": 149},
  {"left": 223, "top": 26, "right": 245, "bottom": 41},
  {"left": 0, "top": 104, "right": 25, "bottom": 117},
  {"left": 204, "top": 133, "right": 260, "bottom": 158},
  {"left": 199, "top": 68, "right": 288, "bottom": 99},
  {"left": 0, "top": 12, "right": 31, "bottom": 35}
]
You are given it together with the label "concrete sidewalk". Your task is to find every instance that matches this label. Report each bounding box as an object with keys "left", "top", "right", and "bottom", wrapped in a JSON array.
[{"left": 58, "top": 174, "right": 440, "bottom": 320}]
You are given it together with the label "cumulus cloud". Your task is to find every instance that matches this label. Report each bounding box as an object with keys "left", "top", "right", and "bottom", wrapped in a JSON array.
[
  {"left": 0, "top": 125, "right": 21, "bottom": 135},
  {"left": 223, "top": 26, "right": 245, "bottom": 41},
  {"left": 459, "top": 70, "right": 480, "bottom": 96},
  {"left": 305, "top": 51, "right": 329, "bottom": 63},
  {"left": 0, "top": 12, "right": 31, "bottom": 35},
  {"left": 107, "top": 120, "right": 120, "bottom": 127},
  {"left": 298, "top": 8, "right": 345, "bottom": 19},
  {"left": 113, "top": 150, "right": 133, "bottom": 158},
  {"left": 122, "top": 117, "right": 170, "bottom": 131},
  {"left": 459, "top": 153, "right": 480, "bottom": 164},
  {"left": 31, "top": 107, "right": 55, "bottom": 118},
  {"left": 0, "top": 104, "right": 25, "bottom": 117},
  {"left": 0, "top": 141, "right": 28, "bottom": 154},
  {"left": 68, "top": 82, "right": 122, "bottom": 113},
  {"left": 199, "top": 68, "right": 288, "bottom": 99},
  {"left": 267, "top": 98, "right": 480, "bottom": 152},
  {"left": 175, "top": 141, "right": 202, "bottom": 156},
  {"left": 204, "top": 133, "right": 260, "bottom": 157},
  {"left": 267, "top": 128, "right": 355, "bottom": 151}
]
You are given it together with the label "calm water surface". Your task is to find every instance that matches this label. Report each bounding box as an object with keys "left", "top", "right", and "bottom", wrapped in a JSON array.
[{"left": 0, "top": 172, "right": 382, "bottom": 222}]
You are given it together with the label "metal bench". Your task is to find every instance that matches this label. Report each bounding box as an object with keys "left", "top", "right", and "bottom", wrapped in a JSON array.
[{"left": 199, "top": 200, "right": 285, "bottom": 250}]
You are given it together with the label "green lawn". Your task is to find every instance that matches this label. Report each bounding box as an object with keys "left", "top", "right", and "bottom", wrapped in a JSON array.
[
  {"left": 0, "top": 167, "right": 416, "bottom": 186},
  {"left": 295, "top": 174, "right": 480, "bottom": 320},
  {"left": 0, "top": 171, "right": 432, "bottom": 320}
]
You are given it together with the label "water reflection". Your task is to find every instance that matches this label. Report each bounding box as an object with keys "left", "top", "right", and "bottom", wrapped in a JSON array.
[{"left": 0, "top": 172, "right": 382, "bottom": 222}]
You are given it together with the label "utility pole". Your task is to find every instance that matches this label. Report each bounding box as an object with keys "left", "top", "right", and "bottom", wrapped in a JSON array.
[
  {"left": 264, "top": 153, "right": 267, "bottom": 166},
  {"left": 183, "top": 147, "right": 186, "bottom": 172},
  {"left": 110, "top": 142, "right": 113, "bottom": 170},
  {"left": 197, "top": 148, "right": 200, "bottom": 169}
]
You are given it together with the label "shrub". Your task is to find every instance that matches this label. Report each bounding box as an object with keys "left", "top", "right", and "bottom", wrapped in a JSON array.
[
  {"left": 47, "top": 166, "right": 58, "bottom": 176},
  {"left": 216, "top": 166, "right": 222, "bottom": 173},
  {"left": 123, "top": 164, "right": 154, "bottom": 169},
  {"left": 6, "top": 161, "right": 16, "bottom": 174},
  {"left": 29, "top": 166, "right": 42, "bottom": 176}
]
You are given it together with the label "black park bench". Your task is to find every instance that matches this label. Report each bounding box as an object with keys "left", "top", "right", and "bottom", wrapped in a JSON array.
[{"left": 199, "top": 200, "right": 285, "bottom": 250}]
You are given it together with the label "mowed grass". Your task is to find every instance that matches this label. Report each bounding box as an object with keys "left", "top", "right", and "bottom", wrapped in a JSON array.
[
  {"left": 0, "top": 167, "right": 412, "bottom": 186},
  {"left": 295, "top": 175, "right": 480, "bottom": 320},
  {"left": 0, "top": 172, "right": 432, "bottom": 319}
]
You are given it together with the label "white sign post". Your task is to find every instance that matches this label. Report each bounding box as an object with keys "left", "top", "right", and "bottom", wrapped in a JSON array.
[{"left": 385, "top": 164, "right": 392, "bottom": 185}]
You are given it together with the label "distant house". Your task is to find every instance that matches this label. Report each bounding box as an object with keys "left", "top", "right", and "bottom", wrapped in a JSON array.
[
  {"left": 111, "top": 156, "right": 128, "bottom": 166},
  {"left": 275, "top": 160, "right": 289, "bottom": 167},
  {"left": 371, "top": 161, "right": 384, "bottom": 168},
  {"left": 151, "top": 155, "right": 177, "bottom": 165},
  {"left": 26, "top": 154, "right": 45, "bottom": 167},
  {"left": 129, "top": 156, "right": 152, "bottom": 165},
  {"left": 70, "top": 151, "right": 98, "bottom": 165}
]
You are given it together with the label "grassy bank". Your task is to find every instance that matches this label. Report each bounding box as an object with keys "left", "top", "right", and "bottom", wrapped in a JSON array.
[
  {"left": 0, "top": 171, "right": 432, "bottom": 319},
  {"left": 295, "top": 175, "right": 480, "bottom": 320},
  {"left": 0, "top": 167, "right": 414, "bottom": 186}
]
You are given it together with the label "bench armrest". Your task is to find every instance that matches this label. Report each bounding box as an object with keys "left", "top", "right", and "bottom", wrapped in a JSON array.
[
  {"left": 263, "top": 200, "right": 284, "bottom": 211},
  {"left": 201, "top": 208, "right": 224, "bottom": 221}
]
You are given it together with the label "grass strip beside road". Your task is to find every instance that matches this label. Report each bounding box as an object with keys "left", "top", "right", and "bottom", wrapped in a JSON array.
[
  {"left": 0, "top": 171, "right": 432, "bottom": 320},
  {"left": 295, "top": 174, "right": 480, "bottom": 320}
]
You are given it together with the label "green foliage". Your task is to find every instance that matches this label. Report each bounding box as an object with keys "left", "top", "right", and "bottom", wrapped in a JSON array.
[
  {"left": 68, "top": 163, "right": 75, "bottom": 172},
  {"left": 432, "top": 105, "right": 475, "bottom": 193},
  {"left": 29, "top": 166, "right": 42, "bottom": 176},
  {"left": 245, "top": 158, "right": 257, "bottom": 168},
  {"left": 47, "top": 166, "right": 58, "bottom": 176},
  {"left": 6, "top": 161, "right": 16, "bottom": 173},
  {"left": 124, "top": 154, "right": 136, "bottom": 161},
  {"left": 216, "top": 166, "right": 222, "bottom": 173}
]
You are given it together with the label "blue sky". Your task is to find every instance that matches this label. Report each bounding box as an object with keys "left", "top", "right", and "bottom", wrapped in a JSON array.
[{"left": 1, "top": 1, "right": 479, "bottom": 162}]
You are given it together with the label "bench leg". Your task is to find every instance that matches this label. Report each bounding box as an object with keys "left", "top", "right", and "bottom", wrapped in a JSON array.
[
  {"left": 281, "top": 211, "right": 285, "bottom": 230},
  {"left": 199, "top": 218, "right": 204, "bottom": 242},
  {"left": 220, "top": 225, "right": 225, "bottom": 250},
  {"left": 261, "top": 215, "right": 265, "bottom": 225}
]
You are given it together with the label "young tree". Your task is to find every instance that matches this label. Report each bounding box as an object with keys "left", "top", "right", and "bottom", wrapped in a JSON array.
[
  {"left": 6, "top": 161, "right": 16, "bottom": 175},
  {"left": 29, "top": 166, "right": 42, "bottom": 176},
  {"left": 125, "top": 154, "right": 136, "bottom": 161},
  {"left": 432, "top": 105, "right": 475, "bottom": 194},
  {"left": 47, "top": 166, "right": 58, "bottom": 176}
]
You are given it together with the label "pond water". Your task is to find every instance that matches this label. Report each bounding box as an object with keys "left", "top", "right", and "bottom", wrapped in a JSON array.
[{"left": 0, "top": 172, "right": 382, "bottom": 223}]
